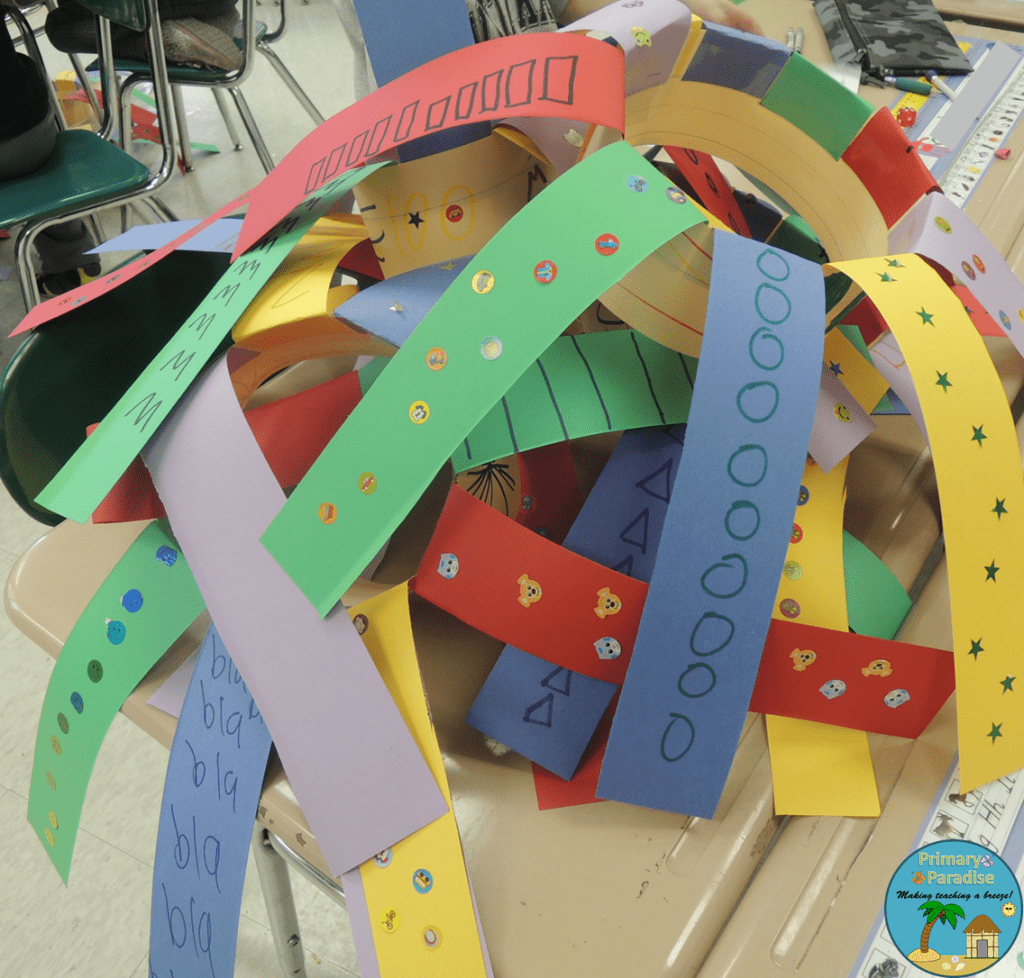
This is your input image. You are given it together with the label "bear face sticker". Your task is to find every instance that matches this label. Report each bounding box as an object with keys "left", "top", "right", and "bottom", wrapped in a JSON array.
[
  {"left": 594, "top": 637, "right": 622, "bottom": 660},
  {"left": 437, "top": 553, "right": 460, "bottom": 579}
]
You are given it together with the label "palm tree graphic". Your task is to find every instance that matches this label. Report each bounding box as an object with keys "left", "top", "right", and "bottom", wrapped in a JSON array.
[{"left": 909, "top": 901, "right": 966, "bottom": 962}]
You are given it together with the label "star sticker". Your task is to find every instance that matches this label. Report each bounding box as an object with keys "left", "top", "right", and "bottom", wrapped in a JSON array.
[
  {"left": 829, "top": 360, "right": 843, "bottom": 377},
  {"left": 878, "top": 272, "right": 896, "bottom": 282},
  {"left": 969, "top": 639, "right": 984, "bottom": 659},
  {"left": 917, "top": 307, "right": 935, "bottom": 325},
  {"left": 886, "top": 258, "right": 904, "bottom": 267},
  {"left": 408, "top": 211, "right": 424, "bottom": 228},
  {"left": 988, "top": 722, "right": 1003, "bottom": 743},
  {"left": 1001, "top": 676, "right": 1016, "bottom": 693},
  {"left": 936, "top": 371, "right": 952, "bottom": 391},
  {"left": 985, "top": 560, "right": 1000, "bottom": 582},
  {"left": 994, "top": 498, "right": 1008, "bottom": 519},
  {"left": 972, "top": 425, "right": 987, "bottom": 446}
]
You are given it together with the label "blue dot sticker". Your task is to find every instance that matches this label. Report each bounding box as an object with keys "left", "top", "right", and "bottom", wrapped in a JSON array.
[
  {"left": 413, "top": 869, "right": 433, "bottom": 893},
  {"left": 70, "top": 692, "right": 84, "bottom": 714},
  {"left": 121, "top": 588, "right": 143, "bottom": 613},
  {"left": 155, "top": 545, "right": 178, "bottom": 567},
  {"left": 884, "top": 839, "right": 1021, "bottom": 973}
]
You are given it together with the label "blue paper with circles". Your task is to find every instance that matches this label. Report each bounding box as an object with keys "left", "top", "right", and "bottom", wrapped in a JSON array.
[
  {"left": 149, "top": 622, "right": 272, "bottom": 978},
  {"left": 597, "top": 231, "right": 825, "bottom": 818}
]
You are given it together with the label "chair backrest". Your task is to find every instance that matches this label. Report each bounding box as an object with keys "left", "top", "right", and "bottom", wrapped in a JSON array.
[
  {"left": 76, "top": 0, "right": 150, "bottom": 33},
  {"left": 0, "top": 251, "right": 232, "bottom": 524}
]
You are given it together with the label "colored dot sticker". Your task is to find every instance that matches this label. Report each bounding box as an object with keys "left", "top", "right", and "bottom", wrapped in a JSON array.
[
  {"left": 797, "top": 485, "right": 810, "bottom": 506},
  {"left": 481, "top": 337, "right": 503, "bottom": 360},
  {"left": 471, "top": 270, "right": 495, "bottom": 294},
  {"left": 423, "top": 927, "right": 442, "bottom": 949},
  {"left": 409, "top": 400, "right": 430, "bottom": 424},
  {"left": 155, "top": 545, "right": 177, "bottom": 566},
  {"left": 57, "top": 713, "right": 69, "bottom": 735},
  {"left": 630, "top": 25, "right": 652, "bottom": 46},
  {"left": 426, "top": 347, "right": 447, "bottom": 371},
  {"left": 595, "top": 234, "right": 620, "bottom": 255},
  {"left": 935, "top": 217, "right": 952, "bottom": 233},
  {"left": 833, "top": 404, "right": 852, "bottom": 423},
  {"left": 373, "top": 848, "right": 393, "bottom": 868},
  {"left": 106, "top": 620, "right": 126, "bottom": 645},
  {"left": 1000, "top": 310, "right": 1012, "bottom": 331},
  {"left": 70, "top": 692, "right": 83, "bottom": 714},
  {"left": 51, "top": 735, "right": 62, "bottom": 756},
  {"left": 626, "top": 175, "right": 648, "bottom": 193},
  {"left": 665, "top": 187, "right": 688, "bottom": 204},
  {"left": 48, "top": 810, "right": 58, "bottom": 829},
  {"left": 445, "top": 204, "right": 464, "bottom": 222},
  {"left": 318, "top": 502, "right": 338, "bottom": 525},
  {"left": 121, "top": 588, "right": 143, "bottom": 613},
  {"left": 790, "top": 524, "right": 803, "bottom": 544},
  {"left": 413, "top": 869, "right": 434, "bottom": 893},
  {"left": 352, "top": 613, "right": 368, "bottom": 634},
  {"left": 783, "top": 561, "right": 803, "bottom": 581},
  {"left": 779, "top": 598, "right": 801, "bottom": 619},
  {"left": 45, "top": 771, "right": 56, "bottom": 790},
  {"left": 534, "top": 260, "right": 557, "bottom": 283},
  {"left": 974, "top": 254, "right": 986, "bottom": 273},
  {"left": 358, "top": 472, "right": 377, "bottom": 495},
  {"left": 380, "top": 908, "right": 400, "bottom": 933},
  {"left": 961, "top": 260, "right": 976, "bottom": 281},
  {"left": 45, "top": 828, "right": 55, "bottom": 847},
  {"left": 88, "top": 660, "right": 103, "bottom": 682},
  {"left": 1017, "top": 308, "right": 1024, "bottom": 324}
]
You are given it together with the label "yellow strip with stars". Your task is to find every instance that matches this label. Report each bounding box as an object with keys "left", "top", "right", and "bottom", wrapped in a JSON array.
[{"left": 830, "top": 254, "right": 1024, "bottom": 793}]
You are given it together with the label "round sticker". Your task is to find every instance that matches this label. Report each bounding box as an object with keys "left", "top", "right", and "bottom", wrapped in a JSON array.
[
  {"left": 358, "top": 472, "right": 378, "bottom": 495},
  {"left": 70, "top": 692, "right": 83, "bottom": 714},
  {"left": 318, "top": 502, "right": 337, "bottom": 525},
  {"left": 51, "top": 735, "right": 62, "bottom": 756},
  {"left": 46, "top": 771, "right": 56, "bottom": 791},
  {"left": 1000, "top": 311, "right": 1012, "bottom": 331},
  {"left": 834, "top": 403, "right": 852, "bottom": 423},
  {"left": 48, "top": 810, "right": 58, "bottom": 829},
  {"left": 353, "top": 614, "right": 368, "bottom": 635},
  {"left": 961, "top": 260, "right": 977, "bottom": 281},
  {"left": 57, "top": 713, "right": 69, "bottom": 735},
  {"left": 797, "top": 485, "right": 810, "bottom": 506},
  {"left": 626, "top": 175, "right": 648, "bottom": 194},
  {"left": 107, "top": 620, "right": 126, "bottom": 645},
  {"left": 595, "top": 234, "right": 620, "bottom": 256},
  {"left": 373, "top": 848, "right": 393, "bottom": 868},
  {"left": 45, "top": 828, "right": 55, "bottom": 847},
  {"left": 534, "top": 260, "right": 557, "bottom": 283},
  {"left": 121, "top": 588, "right": 143, "bottom": 613},
  {"left": 471, "top": 270, "right": 495, "bottom": 294},
  {"left": 783, "top": 560, "right": 803, "bottom": 581},
  {"left": 779, "top": 598, "right": 800, "bottom": 619},
  {"left": 790, "top": 524, "right": 803, "bottom": 544},
  {"left": 409, "top": 401, "right": 430, "bottom": 424},
  {"left": 413, "top": 869, "right": 434, "bottom": 893},
  {"left": 630, "top": 25, "right": 652, "bottom": 46},
  {"left": 481, "top": 336, "right": 503, "bottom": 360},
  {"left": 380, "top": 908, "right": 400, "bottom": 933},
  {"left": 423, "top": 927, "right": 442, "bottom": 949},
  {"left": 445, "top": 204, "right": 464, "bottom": 222},
  {"left": 974, "top": 254, "right": 986, "bottom": 273},
  {"left": 1017, "top": 308, "right": 1024, "bottom": 325},
  {"left": 426, "top": 347, "right": 447, "bottom": 371},
  {"left": 665, "top": 187, "right": 687, "bottom": 204},
  {"left": 884, "top": 840, "right": 1021, "bottom": 973},
  {"left": 935, "top": 217, "right": 953, "bottom": 234},
  {"left": 88, "top": 660, "right": 103, "bottom": 683}
]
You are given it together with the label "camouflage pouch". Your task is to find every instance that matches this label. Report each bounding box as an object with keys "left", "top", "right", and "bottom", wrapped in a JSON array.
[{"left": 813, "top": 0, "right": 972, "bottom": 79}]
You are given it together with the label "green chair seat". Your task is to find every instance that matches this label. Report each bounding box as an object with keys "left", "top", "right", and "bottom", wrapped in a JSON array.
[{"left": 0, "top": 129, "right": 151, "bottom": 230}]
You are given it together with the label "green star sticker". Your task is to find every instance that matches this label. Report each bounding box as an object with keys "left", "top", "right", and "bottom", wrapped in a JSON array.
[
  {"left": 988, "top": 722, "right": 1003, "bottom": 743},
  {"left": 972, "top": 425, "right": 987, "bottom": 446},
  {"left": 936, "top": 371, "right": 952, "bottom": 391},
  {"left": 1001, "top": 676, "right": 1016, "bottom": 693},
  {"left": 886, "top": 258, "right": 903, "bottom": 267},
  {"left": 993, "top": 498, "right": 1008, "bottom": 519},
  {"left": 985, "top": 560, "right": 1000, "bottom": 581},
  {"left": 918, "top": 307, "right": 935, "bottom": 325},
  {"left": 878, "top": 271, "right": 895, "bottom": 282},
  {"left": 969, "top": 639, "right": 984, "bottom": 659}
]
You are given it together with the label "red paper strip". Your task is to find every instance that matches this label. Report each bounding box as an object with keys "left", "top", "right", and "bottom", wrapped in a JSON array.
[
  {"left": 749, "top": 618, "right": 954, "bottom": 738},
  {"left": 513, "top": 442, "right": 584, "bottom": 544},
  {"left": 665, "top": 146, "right": 752, "bottom": 237},
  {"left": 411, "top": 485, "right": 646, "bottom": 685},
  {"left": 91, "top": 369, "right": 363, "bottom": 523},
  {"left": 952, "top": 284, "right": 1003, "bottom": 337},
  {"left": 533, "top": 702, "right": 615, "bottom": 810},
  {"left": 233, "top": 33, "right": 625, "bottom": 258},
  {"left": 840, "top": 108, "right": 939, "bottom": 229}
]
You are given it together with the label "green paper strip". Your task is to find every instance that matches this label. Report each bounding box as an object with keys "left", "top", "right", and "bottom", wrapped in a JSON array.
[
  {"left": 759, "top": 53, "right": 874, "bottom": 160},
  {"left": 35, "top": 164, "right": 389, "bottom": 524},
  {"left": 452, "top": 330, "right": 697, "bottom": 473},
  {"left": 27, "top": 521, "right": 206, "bottom": 882},
  {"left": 262, "top": 141, "right": 707, "bottom": 616},
  {"left": 843, "top": 530, "right": 913, "bottom": 640}
]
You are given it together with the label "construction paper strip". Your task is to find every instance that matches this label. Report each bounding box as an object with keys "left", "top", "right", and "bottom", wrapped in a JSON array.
[
  {"left": 759, "top": 53, "right": 874, "bottom": 161},
  {"left": 823, "top": 326, "right": 890, "bottom": 415},
  {"left": 809, "top": 360, "right": 875, "bottom": 474},
  {"left": 92, "top": 369, "right": 365, "bottom": 524},
  {"left": 598, "top": 231, "right": 825, "bottom": 819},
  {"left": 665, "top": 146, "right": 752, "bottom": 237},
  {"left": 27, "top": 521, "right": 206, "bottom": 882},
  {"left": 262, "top": 141, "right": 707, "bottom": 616},
  {"left": 832, "top": 254, "right": 1024, "bottom": 794},
  {"left": 141, "top": 356, "right": 447, "bottom": 876},
  {"left": 12, "top": 192, "right": 251, "bottom": 336},
  {"left": 453, "top": 330, "right": 697, "bottom": 473},
  {"left": 36, "top": 167, "right": 382, "bottom": 525},
  {"left": 149, "top": 624, "right": 272, "bottom": 978},
  {"left": 764, "top": 456, "right": 879, "bottom": 817},
  {"left": 751, "top": 619, "right": 954, "bottom": 738},
  {"left": 87, "top": 217, "right": 243, "bottom": 255},
  {"left": 888, "top": 191, "right": 1024, "bottom": 365},
  {"left": 868, "top": 330, "right": 926, "bottom": 436},
  {"left": 340, "top": 584, "right": 491, "bottom": 978},
  {"left": 412, "top": 484, "right": 647, "bottom": 685},
  {"left": 508, "top": 441, "right": 583, "bottom": 543},
  {"left": 843, "top": 531, "right": 912, "bottom": 641},
  {"left": 681, "top": 20, "right": 789, "bottom": 98},
  {"left": 840, "top": 108, "right": 938, "bottom": 229},
  {"left": 233, "top": 33, "right": 627, "bottom": 259}
]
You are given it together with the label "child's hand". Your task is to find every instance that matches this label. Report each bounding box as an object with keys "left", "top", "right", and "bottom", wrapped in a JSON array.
[{"left": 684, "top": 0, "right": 763, "bottom": 36}]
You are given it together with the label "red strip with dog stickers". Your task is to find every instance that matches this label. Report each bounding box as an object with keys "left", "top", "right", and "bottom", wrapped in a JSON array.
[
  {"left": 410, "top": 484, "right": 646, "bottom": 685},
  {"left": 749, "top": 618, "right": 955, "bottom": 738}
]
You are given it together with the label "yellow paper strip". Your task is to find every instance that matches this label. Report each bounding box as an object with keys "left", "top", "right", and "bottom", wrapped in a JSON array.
[
  {"left": 824, "top": 327, "right": 891, "bottom": 415},
  {"left": 832, "top": 254, "right": 1024, "bottom": 793}
]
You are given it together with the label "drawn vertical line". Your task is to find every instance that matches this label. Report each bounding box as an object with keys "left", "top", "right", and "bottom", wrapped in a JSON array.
[
  {"left": 463, "top": 437, "right": 472, "bottom": 461},
  {"left": 536, "top": 358, "right": 569, "bottom": 442},
  {"left": 679, "top": 352, "right": 695, "bottom": 392},
  {"left": 501, "top": 396, "right": 519, "bottom": 453},
  {"left": 571, "top": 335, "right": 611, "bottom": 430},
  {"left": 630, "top": 332, "right": 666, "bottom": 425}
]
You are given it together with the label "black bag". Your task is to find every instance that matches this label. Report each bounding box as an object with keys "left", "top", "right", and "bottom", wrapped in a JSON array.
[{"left": 813, "top": 0, "right": 972, "bottom": 80}]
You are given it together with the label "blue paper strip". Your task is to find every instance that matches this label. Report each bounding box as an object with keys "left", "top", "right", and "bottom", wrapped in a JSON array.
[
  {"left": 149, "top": 623, "right": 272, "bottom": 978},
  {"left": 597, "top": 231, "right": 825, "bottom": 818},
  {"left": 681, "top": 21, "right": 790, "bottom": 98}
]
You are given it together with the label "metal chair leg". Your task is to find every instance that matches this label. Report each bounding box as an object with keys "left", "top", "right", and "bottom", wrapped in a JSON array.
[
  {"left": 211, "top": 88, "right": 243, "bottom": 150},
  {"left": 251, "top": 824, "right": 307, "bottom": 978},
  {"left": 170, "top": 85, "right": 194, "bottom": 172},
  {"left": 256, "top": 42, "right": 325, "bottom": 125},
  {"left": 14, "top": 223, "right": 43, "bottom": 312},
  {"left": 228, "top": 86, "right": 275, "bottom": 173}
]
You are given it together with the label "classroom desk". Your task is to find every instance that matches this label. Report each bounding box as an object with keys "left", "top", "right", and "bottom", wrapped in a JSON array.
[{"left": 9, "top": 7, "right": 1024, "bottom": 978}]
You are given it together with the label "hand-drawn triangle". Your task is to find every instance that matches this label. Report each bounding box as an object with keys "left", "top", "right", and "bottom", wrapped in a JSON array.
[
  {"left": 613, "top": 554, "right": 634, "bottom": 577},
  {"left": 636, "top": 459, "right": 674, "bottom": 504},
  {"left": 523, "top": 693, "right": 554, "bottom": 726},
  {"left": 541, "top": 666, "right": 571, "bottom": 697},
  {"left": 619, "top": 508, "right": 650, "bottom": 555}
]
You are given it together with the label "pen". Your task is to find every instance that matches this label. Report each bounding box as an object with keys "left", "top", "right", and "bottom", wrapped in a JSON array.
[
  {"left": 925, "top": 70, "right": 957, "bottom": 101},
  {"left": 794, "top": 26, "right": 804, "bottom": 55},
  {"left": 884, "top": 74, "right": 933, "bottom": 96}
]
